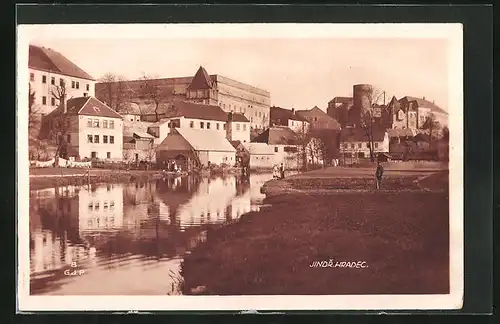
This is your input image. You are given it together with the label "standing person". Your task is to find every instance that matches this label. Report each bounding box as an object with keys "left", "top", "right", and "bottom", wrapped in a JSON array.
[
  {"left": 272, "top": 164, "right": 279, "bottom": 179},
  {"left": 280, "top": 163, "right": 285, "bottom": 179},
  {"left": 375, "top": 160, "right": 384, "bottom": 189}
]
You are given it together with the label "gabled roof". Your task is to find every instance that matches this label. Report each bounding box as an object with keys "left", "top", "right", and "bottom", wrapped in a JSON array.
[
  {"left": 252, "top": 126, "right": 300, "bottom": 145},
  {"left": 187, "top": 66, "right": 213, "bottom": 90},
  {"left": 74, "top": 97, "right": 123, "bottom": 119},
  {"left": 241, "top": 142, "right": 276, "bottom": 155},
  {"left": 295, "top": 106, "right": 342, "bottom": 130},
  {"left": 270, "top": 106, "right": 308, "bottom": 125},
  {"left": 229, "top": 112, "right": 250, "bottom": 123},
  {"left": 166, "top": 100, "right": 228, "bottom": 122},
  {"left": 340, "top": 127, "right": 387, "bottom": 142},
  {"left": 329, "top": 97, "right": 353, "bottom": 104},
  {"left": 29, "top": 45, "right": 95, "bottom": 81},
  {"left": 399, "top": 96, "right": 447, "bottom": 115},
  {"left": 159, "top": 128, "right": 236, "bottom": 152}
]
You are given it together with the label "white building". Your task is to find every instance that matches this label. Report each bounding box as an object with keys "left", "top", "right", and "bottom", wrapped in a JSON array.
[
  {"left": 238, "top": 142, "right": 276, "bottom": 169},
  {"left": 39, "top": 96, "right": 124, "bottom": 161},
  {"left": 340, "top": 127, "right": 389, "bottom": 160},
  {"left": 251, "top": 126, "right": 302, "bottom": 170},
  {"left": 29, "top": 44, "right": 95, "bottom": 115},
  {"left": 156, "top": 127, "right": 237, "bottom": 170}
]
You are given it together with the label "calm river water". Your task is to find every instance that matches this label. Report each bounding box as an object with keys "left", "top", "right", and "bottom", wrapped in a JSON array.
[{"left": 29, "top": 173, "right": 274, "bottom": 295}]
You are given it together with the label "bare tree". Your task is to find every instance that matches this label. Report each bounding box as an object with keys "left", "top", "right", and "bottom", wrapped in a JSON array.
[
  {"left": 28, "top": 83, "right": 41, "bottom": 130},
  {"left": 360, "top": 87, "right": 386, "bottom": 162},
  {"left": 144, "top": 141, "right": 157, "bottom": 169},
  {"left": 138, "top": 74, "right": 172, "bottom": 121},
  {"left": 99, "top": 73, "right": 131, "bottom": 112}
]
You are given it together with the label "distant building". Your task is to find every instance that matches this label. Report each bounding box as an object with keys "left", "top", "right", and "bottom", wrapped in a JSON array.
[
  {"left": 396, "top": 96, "right": 448, "bottom": 129},
  {"left": 270, "top": 106, "right": 309, "bottom": 133},
  {"left": 340, "top": 126, "right": 389, "bottom": 160},
  {"left": 144, "top": 100, "right": 250, "bottom": 145},
  {"left": 39, "top": 97, "right": 123, "bottom": 161},
  {"left": 327, "top": 96, "right": 353, "bottom": 127},
  {"left": 236, "top": 142, "right": 276, "bottom": 169},
  {"left": 123, "top": 132, "right": 156, "bottom": 163},
  {"left": 95, "top": 66, "right": 271, "bottom": 130},
  {"left": 29, "top": 44, "right": 95, "bottom": 115},
  {"left": 295, "top": 106, "right": 342, "bottom": 130},
  {"left": 156, "top": 127, "right": 237, "bottom": 170},
  {"left": 252, "top": 126, "right": 301, "bottom": 169}
]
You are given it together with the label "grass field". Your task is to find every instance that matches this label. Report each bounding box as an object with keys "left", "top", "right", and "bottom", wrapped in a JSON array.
[{"left": 181, "top": 171, "right": 449, "bottom": 295}]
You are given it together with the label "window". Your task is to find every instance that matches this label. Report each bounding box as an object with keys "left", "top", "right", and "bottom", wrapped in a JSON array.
[
  {"left": 94, "top": 135, "right": 99, "bottom": 143},
  {"left": 87, "top": 135, "right": 93, "bottom": 143},
  {"left": 103, "top": 120, "right": 108, "bottom": 128},
  {"left": 71, "top": 81, "right": 75, "bottom": 89},
  {"left": 60, "top": 78, "right": 64, "bottom": 87},
  {"left": 207, "top": 122, "right": 211, "bottom": 129},
  {"left": 86, "top": 84, "right": 90, "bottom": 91},
  {"left": 88, "top": 203, "right": 93, "bottom": 212},
  {"left": 109, "top": 120, "right": 114, "bottom": 129},
  {"left": 291, "top": 121, "right": 294, "bottom": 126},
  {"left": 103, "top": 135, "right": 108, "bottom": 143},
  {"left": 243, "top": 124, "right": 247, "bottom": 131},
  {"left": 351, "top": 143, "right": 355, "bottom": 149},
  {"left": 42, "top": 75, "right": 47, "bottom": 84},
  {"left": 51, "top": 97, "right": 55, "bottom": 106},
  {"left": 107, "top": 152, "right": 111, "bottom": 159},
  {"left": 76, "top": 81, "right": 80, "bottom": 89},
  {"left": 223, "top": 123, "right": 226, "bottom": 130},
  {"left": 259, "top": 112, "right": 262, "bottom": 117},
  {"left": 374, "top": 143, "right": 379, "bottom": 148},
  {"left": 42, "top": 96, "right": 47, "bottom": 105},
  {"left": 67, "top": 134, "right": 71, "bottom": 143},
  {"left": 216, "top": 123, "right": 220, "bottom": 130},
  {"left": 274, "top": 147, "right": 279, "bottom": 152},
  {"left": 84, "top": 92, "right": 88, "bottom": 97},
  {"left": 236, "top": 123, "right": 240, "bottom": 131},
  {"left": 358, "top": 143, "right": 362, "bottom": 149},
  {"left": 51, "top": 77, "right": 55, "bottom": 85},
  {"left": 87, "top": 118, "right": 92, "bottom": 127},
  {"left": 110, "top": 136, "right": 114, "bottom": 144},
  {"left": 366, "top": 142, "right": 370, "bottom": 148},
  {"left": 200, "top": 122, "right": 204, "bottom": 129},
  {"left": 91, "top": 151, "right": 97, "bottom": 158},
  {"left": 93, "top": 119, "right": 100, "bottom": 128},
  {"left": 95, "top": 202, "right": 100, "bottom": 211},
  {"left": 29, "top": 73, "right": 34, "bottom": 81},
  {"left": 189, "top": 121, "right": 194, "bottom": 128}
]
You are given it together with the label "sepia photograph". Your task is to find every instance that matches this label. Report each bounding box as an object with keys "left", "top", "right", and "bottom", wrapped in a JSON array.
[{"left": 17, "top": 23, "right": 463, "bottom": 311}]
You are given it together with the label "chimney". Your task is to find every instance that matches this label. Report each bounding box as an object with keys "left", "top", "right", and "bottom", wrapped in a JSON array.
[
  {"left": 291, "top": 108, "right": 295, "bottom": 114},
  {"left": 422, "top": 96, "right": 426, "bottom": 100}
]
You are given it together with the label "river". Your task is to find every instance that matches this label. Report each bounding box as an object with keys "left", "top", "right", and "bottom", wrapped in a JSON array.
[{"left": 29, "top": 172, "right": 274, "bottom": 295}]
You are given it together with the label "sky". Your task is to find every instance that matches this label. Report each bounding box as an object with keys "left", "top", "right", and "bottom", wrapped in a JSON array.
[{"left": 27, "top": 27, "right": 450, "bottom": 111}]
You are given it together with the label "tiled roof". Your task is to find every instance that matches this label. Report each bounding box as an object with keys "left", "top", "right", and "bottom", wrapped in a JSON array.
[
  {"left": 230, "top": 140, "right": 242, "bottom": 149},
  {"left": 399, "top": 96, "right": 448, "bottom": 115},
  {"left": 133, "top": 131, "right": 155, "bottom": 139},
  {"left": 166, "top": 100, "right": 228, "bottom": 122},
  {"left": 241, "top": 142, "right": 275, "bottom": 155},
  {"left": 29, "top": 45, "right": 95, "bottom": 81},
  {"left": 187, "top": 66, "right": 213, "bottom": 90},
  {"left": 387, "top": 128, "right": 418, "bottom": 138},
  {"left": 340, "top": 127, "right": 387, "bottom": 142},
  {"left": 270, "top": 106, "right": 308, "bottom": 125},
  {"left": 252, "top": 126, "right": 300, "bottom": 145},
  {"left": 76, "top": 97, "right": 123, "bottom": 119},
  {"left": 295, "top": 107, "right": 342, "bottom": 130},
  {"left": 159, "top": 128, "right": 236, "bottom": 152},
  {"left": 229, "top": 112, "right": 250, "bottom": 123}
]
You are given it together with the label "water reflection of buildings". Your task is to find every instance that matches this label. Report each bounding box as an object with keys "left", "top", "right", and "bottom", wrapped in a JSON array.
[{"left": 78, "top": 184, "right": 124, "bottom": 235}]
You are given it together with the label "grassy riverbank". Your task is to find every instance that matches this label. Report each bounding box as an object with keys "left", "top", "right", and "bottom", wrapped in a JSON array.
[
  {"left": 29, "top": 168, "right": 166, "bottom": 190},
  {"left": 181, "top": 171, "right": 449, "bottom": 295}
]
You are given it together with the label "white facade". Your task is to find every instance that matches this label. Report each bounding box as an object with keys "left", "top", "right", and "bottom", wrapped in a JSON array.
[
  {"left": 78, "top": 115, "right": 123, "bottom": 160},
  {"left": 197, "top": 150, "right": 236, "bottom": 166},
  {"left": 270, "top": 144, "right": 301, "bottom": 170},
  {"left": 287, "top": 119, "right": 309, "bottom": 134},
  {"left": 341, "top": 132, "right": 390, "bottom": 158},
  {"left": 29, "top": 68, "right": 95, "bottom": 115}
]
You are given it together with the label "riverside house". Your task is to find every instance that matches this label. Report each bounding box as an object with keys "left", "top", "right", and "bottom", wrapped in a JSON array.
[
  {"left": 156, "top": 127, "right": 237, "bottom": 171},
  {"left": 251, "top": 126, "right": 301, "bottom": 170},
  {"left": 340, "top": 126, "right": 389, "bottom": 162},
  {"left": 39, "top": 96, "right": 123, "bottom": 161}
]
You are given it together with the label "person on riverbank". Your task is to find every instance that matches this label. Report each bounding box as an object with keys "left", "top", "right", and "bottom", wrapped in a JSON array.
[
  {"left": 375, "top": 160, "right": 384, "bottom": 189},
  {"left": 272, "top": 164, "right": 280, "bottom": 179},
  {"left": 280, "top": 163, "right": 285, "bottom": 179}
]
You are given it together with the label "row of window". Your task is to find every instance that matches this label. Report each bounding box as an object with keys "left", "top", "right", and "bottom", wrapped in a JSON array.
[
  {"left": 41, "top": 94, "right": 87, "bottom": 106},
  {"left": 31, "top": 73, "right": 91, "bottom": 91},
  {"left": 87, "top": 200, "right": 115, "bottom": 212},
  {"left": 87, "top": 118, "right": 115, "bottom": 129},
  {"left": 90, "top": 151, "right": 112, "bottom": 159},
  {"left": 87, "top": 135, "right": 115, "bottom": 144},
  {"left": 343, "top": 142, "right": 379, "bottom": 149},
  {"left": 186, "top": 120, "right": 248, "bottom": 131}
]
